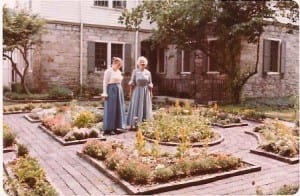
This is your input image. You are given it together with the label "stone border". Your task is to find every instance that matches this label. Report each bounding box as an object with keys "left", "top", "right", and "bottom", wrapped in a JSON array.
[
  {"left": 242, "top": 117, "right": 264, "bottom": 123},
  {"left": 144, "top": 131, "right": 224, "bottom": 147},
  {"left": 96, "top": 106, "right": 104, "bottom": 110},
  {"left": 3, "top": 110, "right": 31, "bottom": 115},
  {"left": 38, "top": 125, "right": 106, "bottom": 146},
  {"left": 212, "top": 122, "right": 248, "bottom": 128},
  {"left": 5, "top": 98, "right": 72, "bottom": 103},
  {"left": 77, "top": 151, "right": 261, "bottom": 195},
  {"left": 245, "top": 130, "right": 299, "bottom": 164},
  {"left": 24, "top": 114, "right": 41, "bottom": 123},
  {"left": 3, "top": 146, "right": 15, "bottom": 153}
]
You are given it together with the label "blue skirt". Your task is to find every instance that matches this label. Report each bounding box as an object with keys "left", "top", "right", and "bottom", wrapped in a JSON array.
[{"left": 102, "top": 84, "right": 126, "bottom": 131}]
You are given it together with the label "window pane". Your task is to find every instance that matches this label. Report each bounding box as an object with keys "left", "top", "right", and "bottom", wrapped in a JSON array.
[
  {"left": 158, "top": 48, "right": 165, "bottom": 73},
  {"left": 208, "top": 40, "right": 218, "bottom": 72},
  {"left": 113, "top": 1, "right": 126, "bottom": 9},
  {"left": 111, "top": 43, "right": 123, "bottom": 71},
  {"left": 270, "top": 40, "right": 279, "bottom": 72},
  {"left": 94, "top": 0, "right": 108, "bottom": 7},
  {"left": 183, "top": 50, "right": 190, "bottom": 72},
  {"left": 95, "top": 43, "right": 107, "bottom": 71}
]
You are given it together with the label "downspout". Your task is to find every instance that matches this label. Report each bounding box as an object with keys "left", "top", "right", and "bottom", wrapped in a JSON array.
[
  {"left": 79, "top": 0, "right": 83, "bottom": 95},
  {"left": 135, "top": 30, "right": 139, "bottom": 68}
]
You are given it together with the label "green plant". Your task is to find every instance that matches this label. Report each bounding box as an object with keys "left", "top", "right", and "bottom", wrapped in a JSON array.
[
  {"left": 11, "top": 83, "right": 25, "bottom": 94},
  {"left": 33, "top": 180, "right": 58, "bottom": 196},
  {"left": 176, "top": 128, "right": 191, "bottom": 158},
  {"left": 3, "top": 85, "right": 11, "bottom": 94},
  {"left": 73, "top": 111, "right": 96, "bottom": 128},
  {"left": 24, "top": 103, "right": 35, "bottom": 111},
  {"left": 83, "top": 141, "right": 111, "bottom": 160},
  {"left": 48, "top": 85, "right": 72, "bottom": 99},
  {"left": 134, "top": 163, "right": 151, "bottom": 184},
  {"left": 14, "top": 156, "right": 45, "bottom": 188},
  {"left": 276, "top": 184, "right": 298, "bottom": 195},
  {"left": 154, "top": 167, "right": 174, "bottom": 182},
  {"left": 3, "top": 124, "right": 16, "bottom": 148},
  {"left": 52, "top": 123, "right": 71, "bottom": 137},
  {"left": 17, "top": 144, "right": 29, "bottom": 157},
  {"left": 135, "top": 128, "right": 146, "bottom": 155},
  {"left": 116, "top": 161, "right": 137, "bottom": 182}
]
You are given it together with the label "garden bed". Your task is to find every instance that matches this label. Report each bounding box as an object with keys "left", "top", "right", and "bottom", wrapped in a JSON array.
[
  {"left": 77, "top": 150, "right": 260, "bottom": 194},
  {"left": 3, "top": 110, "right": 31, "bottom": 115},
  {"left": 3, "top": 152, "right": 58, "bottom": 195},
  {"left": 39, "top": 125, "right": 106, "bottom": 146},
  {"left": 24, "top": 114, "right": 41, "bottom": 123},
  {"left": 3, "top": 124, "right": 17, "bottom": 153},
  {"left": 245, "top": 130, "right": 299, "bottom": 164},
  {"left": 144, "top": 131, "right": 224, "bottom": 147}
]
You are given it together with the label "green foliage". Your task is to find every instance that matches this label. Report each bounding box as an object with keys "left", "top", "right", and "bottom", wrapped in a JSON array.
[
  {"left": 5, "top": 92, "right": 50, "bottom": 100},
  {"left": 11, "top": 83, "right": 25, "bottom": 94},
  {"left": 3, "top": 124, "right": 16, "bottom": 148},
  {"left": 116, "top": 161, "right": 136, "bottom": 181},
  {"left": 276, "top": 184, "right": 299, "bottom": 195},
  {"left": 154, "top": 167, "right": 174, "bottom": 182},
  {"left": 17, "top": 144, "right": 29, "bottom": 157},
  {"left": 3, "top": 7, "right": 45, "bottom": 94},
  {"left": 83, "top": 141, "right": 111, "bottom": 160},
  {"left": 48, "top": 85, "right": 73, "bottom": 99},
  {"left": 3, "top": 85, "right": 11, "bottom": 94},
  {"left": 73, "top": 111, "right": 96, "bottom": 128}
]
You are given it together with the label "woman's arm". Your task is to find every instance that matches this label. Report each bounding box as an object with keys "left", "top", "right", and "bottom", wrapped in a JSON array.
[
  {"left": 128, "top": 69, "right": 136, "bottom": 98},
  {"left": 101, "top": 69, "right": 110, "bottom": 99},
  {"left": 148, "top": 71, "right": 153, "bottom": 97}
]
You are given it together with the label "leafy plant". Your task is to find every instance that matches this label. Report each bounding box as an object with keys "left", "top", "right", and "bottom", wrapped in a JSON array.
[
  {"left": 154, "top": 167, "right": 174, "bottom": 182},
  {"left": 83, "top": 140, "right": 111, "bottom": 160},
  {"left": 116, "top": 161, "right": 137, "bottom": 181},
  {"left": 17, "top": 144, "right": 29, "bottom": 157},
  {"left": 135, "top": 128, "right": 146, "bottom": 155},
  {"left": 3, "top": 124, "right": 16, "bottom": 148},
  {"left": 73, "top": 111, "right": 96, "bottom": 128},
  {"left": 48, "top": 85, "right": 72, "bottom": 99}
]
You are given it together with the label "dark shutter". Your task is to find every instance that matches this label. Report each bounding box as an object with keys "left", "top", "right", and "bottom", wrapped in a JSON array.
[
  {"left": 176, "top": 50, "right": 182, "bottom": 74},
  {"left": 124, "top": 44, "right": 132, "bottom": 74},
  {"left": 190, "top": 50, "right": 195, "bottom": 73},
  {"left": 87, "top": 42, "right": 95, "bottom": 73},
  {"left": 263, "top": 39, "right": 271, "bottom": 76},
  {"left": 280, "top": 40, "right": 286, "bottom": 78}
]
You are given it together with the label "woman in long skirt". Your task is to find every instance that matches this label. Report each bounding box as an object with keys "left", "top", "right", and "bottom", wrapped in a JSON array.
[
  {"left": 101, "top": 57, "right": 126, "bottom": 135},
  {"left": 127, "top": 56, "right": 153, "bottom": 129}
]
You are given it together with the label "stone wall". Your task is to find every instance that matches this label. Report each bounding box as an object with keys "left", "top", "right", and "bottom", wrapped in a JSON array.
[
  {"left": 241, "top": 24, "right": 299, "bottom": 98},
  {"left": 29, "top": 22, "right": 151, "bottom": 93}
]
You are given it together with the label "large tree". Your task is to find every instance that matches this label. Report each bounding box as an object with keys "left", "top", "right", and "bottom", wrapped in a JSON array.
[
  {"left": 3, "top": 7, "right": 45, "bottom": 94},
  {"left": 119, "top": 0, "right": 296, "bottom": 103}
]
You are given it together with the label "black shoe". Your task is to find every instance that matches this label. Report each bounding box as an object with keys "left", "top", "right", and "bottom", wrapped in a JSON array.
[
  {"left": 115, "top": 128, "right": 127, "bottom": 134},
  {"left": 103, "top": 131, "right": 116, "bottom": 136}
]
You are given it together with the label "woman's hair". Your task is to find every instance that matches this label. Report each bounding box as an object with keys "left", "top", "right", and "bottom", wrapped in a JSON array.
[
  {"left": 112, "top": 57, "right": 123, "bottom": 67},
  {"left": 137, "top": 56, "right": 148, "bottom": 67}
]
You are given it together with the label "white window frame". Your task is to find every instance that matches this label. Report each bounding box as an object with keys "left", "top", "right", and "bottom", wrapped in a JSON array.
[
  {"left": 93, "top": 40, "right": 126, "bottom": 73},
  {"left": 264, "top": 38, "right": 282, "bottom": 74},
  {"left": 157, "top": 48, "right": 166, "bottom": 74},
  {"left": 207, "top": 38, "right": 220, "bottom": 74},
  {"left": 180, "top": 50, "right": 191, "bottom": 74},
  {"left": 92, "top": 0, "right": 126, "bottom": 9}
]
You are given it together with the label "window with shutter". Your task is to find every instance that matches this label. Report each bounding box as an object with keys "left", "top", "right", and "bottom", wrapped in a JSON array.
[
  {"left": 95, "top": 43, "right": 107, "bottom": 71},
  {"left": 183, "top": 50, "right": 191, "bottom": 72},
  {"left": 263, "top": 39, "right": 281, "bottom": 74},
  {"left": 207, "top": 40, "right": 219, "bottom": 72},
  {"left": 94, "top": 0, "right": 108, "bottom": 7},
  {"left": 113, "top": 0, "right": 126, "bottom": 9},
  {"left": 280, "top": 40, "right": 286, "bottom": 77},
  {"left": 176, "top": 50, "right": 182, "bottom": 74}
]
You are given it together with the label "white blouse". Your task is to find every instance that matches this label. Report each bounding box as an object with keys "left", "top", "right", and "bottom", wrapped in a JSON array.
[{"left": 101, "top": 67, "right": 123, "bottom": 97}]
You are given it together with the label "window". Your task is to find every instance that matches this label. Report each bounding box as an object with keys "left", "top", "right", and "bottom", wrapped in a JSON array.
[
  {"left": 157, "top": 48, "right": 165, "bottom": 73},
  {"left": 88, "top": 42, "right": 131, "bottom": 73},
  {"left": 111, "top": 43, "right": 124, "bottom": 71},
  {"left": 94, "top": 0, "right": 108, "bottom": 7},
  {"left": 95, "top": 43, "right": 108, "bottom": 71},
  {"left": 207, "top": 40, "right": 219, "bottom": 72},
  {"left": 112, "top": 1, "right": 126, "bottom": 9},
  {"left": 263, "top": 39, "right": 285, "bottom": 73},
  {"left": 177, "top": 50, "right": 192, "bottom": 73}
]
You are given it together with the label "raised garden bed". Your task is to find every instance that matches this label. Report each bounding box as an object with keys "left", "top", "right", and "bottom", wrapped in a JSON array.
[
  {"left": 245, "top": 121, "right": 299, "bottom": 164},
  {"left": 39, "top": 125, "right": 106, "bottom": 146},
  {"left": 77, "top": 140, "right": 261, "bottom": 195},
  {"left": 3, "top": 110, "right": 31, "bottom": 115},
  {"left": 245, "top": 130, "right": 299, "bottom": 164},
  {"left": 3, "top": 124, "right": 16, "bottom": 153},
  {"left": 240, "top": 109, "right": 266, "bottom": 123},
  {"left": 144, "top": 131, "right": 224, "bottom": 147},
  {"left": 3, "top": 152, "right": 58, "bottom": 195},
  {"left": 24, "top": 114, "right": 41, "bottom": 123}
]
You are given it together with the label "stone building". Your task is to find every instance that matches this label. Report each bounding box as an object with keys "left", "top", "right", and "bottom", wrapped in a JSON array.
[{"left": 4, "top": 0, "right": 299, "bottom": 103}]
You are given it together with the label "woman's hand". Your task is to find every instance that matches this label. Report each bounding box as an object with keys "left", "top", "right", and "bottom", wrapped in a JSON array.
[{"left": 102, "top": 96, "right": 108, "bottom": 101}]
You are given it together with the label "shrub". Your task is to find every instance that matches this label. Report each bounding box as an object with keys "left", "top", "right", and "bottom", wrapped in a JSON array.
[
  {"left": 52, "top": 123, "right": 71, "bottom": 137},
  {"left": 11, "top": 83, "right": 25, "bottom": 93},
  {"left": 3, "top": 124, "right": 16, "bottom": 148},
  {"left": 48, "top": 85, "right": 72, "bottom": 99},
  {"left": 14, "top": 156, "right": 45, "bottom": 188},
  {"left": 83, "top": 141, "right": 111, "bottom": 160},
  {"left": 134, "top": 163, "right": 151, "bottom": 184},
  {"left": 24, "top": 103, "right": 35, "bottom": 111},
  {"left": 154, "top": 167, "right": 174, "bottom": 182},
  {"left": 116, "top": 161, "right": 137, "bottom": 181},
  {"left": 3, "top": 85, "right": 11, "bottom": 94},
  {"left": 73, "top": 111, "right": 96, "bottom": 128},
  {"left": 17, "top": 144, "right": 29, "bottom": 157},
  {"left": 105, "top": 152, "right": 123, "bottom": 170},
  {"left": 89, "top": 129, "right": 99, "bottom": 138},
  {"left": 276, "top": 184, "right": 299, "bottom": 195},
  {"left": 33, "top": 180, "right": 58, "bottom": 196}
]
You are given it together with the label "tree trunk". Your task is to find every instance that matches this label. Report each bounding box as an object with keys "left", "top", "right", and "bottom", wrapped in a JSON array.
[{"left": 21, "top": 77, "right": 30, "bottom": 94}]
